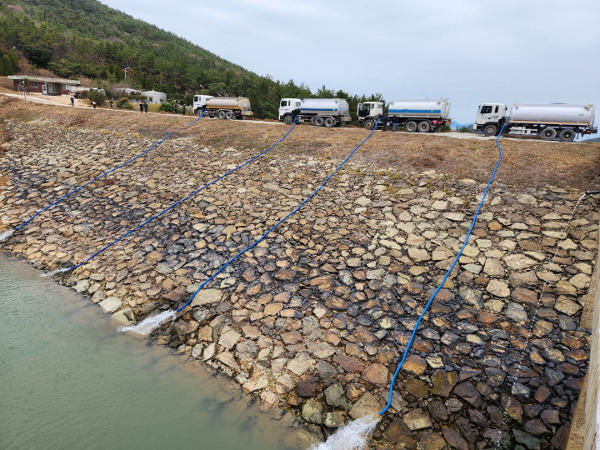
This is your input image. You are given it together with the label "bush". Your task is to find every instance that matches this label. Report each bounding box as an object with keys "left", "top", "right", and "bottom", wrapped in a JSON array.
[
  {"left": 116, "top": 97, "right": 133, "bottom": 110},
  {"left": 159, "top": 102, "right": 174, "bottom": 113},
  {"left": 87, "top": 89, "right": 107, "bottom": 106}
]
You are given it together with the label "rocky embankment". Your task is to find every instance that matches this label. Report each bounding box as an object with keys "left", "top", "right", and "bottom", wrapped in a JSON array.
[{"left": 1, "top": 117, "right": 598, "bottom": 449}]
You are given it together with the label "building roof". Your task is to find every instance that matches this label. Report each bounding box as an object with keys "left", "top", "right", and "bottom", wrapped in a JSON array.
[
  {"left": 8, "top": 75, "right": 81, "bottom": 85},
  {"left": 141, "top": 90, "right": 167, "bottom": 96}
]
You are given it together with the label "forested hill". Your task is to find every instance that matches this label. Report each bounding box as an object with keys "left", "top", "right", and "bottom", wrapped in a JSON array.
[{"left": 0, "top": 0, "right": 381, "bottom": 118}]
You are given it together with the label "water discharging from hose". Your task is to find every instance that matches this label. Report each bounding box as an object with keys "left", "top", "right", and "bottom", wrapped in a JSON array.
[
  {"left": 309, "top": 416, "right": 379, "bottom": 450},
  {"left": 117, "top": 310, "right": 175, "bottom": 335},
  {"left": 0, "top": 229, "right": 15, "bottom": 242}
]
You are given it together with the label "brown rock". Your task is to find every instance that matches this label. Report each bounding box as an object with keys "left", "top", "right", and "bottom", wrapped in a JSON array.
[
  {"left": 163, "top": 286, "right": 185, "bottom": 303},
  {"left": 310, "top": 275, "right": 334, "bottom": 290},
  {"left": 431, "top": 370, "right": 458, "bottom": 397},
  {"left": 385, "top": 419, "right": 412, "bottom": 445},
  {"left": 403, "top": 408, "right": 432, "bottom": 430},
  {"left": 501, "top": 393, "right": 523, "bottom": 422},
  {"left": 534, "top": 385, "right": 552, "bottom": 403},
  {"left": 355, "top": 326, "right": 380, "bottom": 346},
  {"left": 334, "top": 355, "right": 365, "bottom": 373},
  {"left": 454, "top": 382, "right": 482, "bottom": 407},
  {"left": 274, "top": 269, "right": 296, "bottom": 281},
  {"left": 281, "top": 331, "right": 303, "bottom": 345},
  {"left": 404, "top": 377, "right": 430, "bottom": 398},
  {"left": 550, "top": 425, "right": 570, "bottom": 449},
  {"left": 403, "top": 355, "right": 427, "bottom": 375},
  {"left": 324, "top": 297, "right": 348, "bottom": 310},
  {"left": 145, "top": 251, "right": 163, "bottom": 263},
  {"left": 264, "top": 302, "right": 283, "bottom": 316},
  {"left": 297, "top": 375, "right": 319, "bottom": 398},
  {"left": 362, "top": 363, "right": 389, "bottom": 386},
  {"left": 246, "top": 284, "right": 261, "bottom": 296},
  {"left": 512, "top": 287, "right": 539, "bottom": 305},
  {"left": 443, "top": 428, "right": 469, "bottom": 450},
  {"left": 420, "top": 432, "right": 447, "bottom": 450},
  {"left": 349, "top": 392, "right": 380, "bottom": 419}
]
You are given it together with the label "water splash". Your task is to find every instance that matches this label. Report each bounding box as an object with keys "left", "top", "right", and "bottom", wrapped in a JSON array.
[
  {"left": 309, "top": 416, "right": 379, "bottom": 450},
  {"left": 0, "top": 229, "right": 15, "bottom": 242},
  {"left": 41, "top": 267, "right": 72, "bottom": 277},
  {"left": 117, "top": 310, "right": 176, "bottom": 335}
]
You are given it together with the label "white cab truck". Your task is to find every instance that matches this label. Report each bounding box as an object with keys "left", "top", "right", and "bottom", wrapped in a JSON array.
[
  {"left": 193, "top": 95, "right": 253, "bottom": 119},
  {"left": 474, "top": 103, "right": 597, "bottom": 142},
  {"left": 279, "top": 98, "right": 351, "bottom": 127},
  {"left": 357, "top": 99, "right": 452, "bottom": 132}
]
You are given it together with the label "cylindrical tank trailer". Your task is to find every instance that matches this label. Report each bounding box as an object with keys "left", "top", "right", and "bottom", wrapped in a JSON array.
[
  {"left": 509, "top": 104, "right": 594, "bottom": 126},
  {"left": 192, "top": 95, "right": 253, "bottom": 119},
  {"left": 474, "top": 103, "right": 597, "bottom": 141},
  {"left": 278, "top": 98, "right": 352, "bottom": 127}
]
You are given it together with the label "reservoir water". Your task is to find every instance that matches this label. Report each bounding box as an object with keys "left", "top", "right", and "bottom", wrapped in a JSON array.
[{"left": 0, "top": 253, "right": 310, "bottom": 449}]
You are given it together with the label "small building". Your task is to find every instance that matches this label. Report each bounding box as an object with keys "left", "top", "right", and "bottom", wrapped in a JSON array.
[
  {"left": 9, "top": 75, "right": 81, "bottom": 96},
  {"left": 141, "top": 90, "right": 167, "bottom": 104}
]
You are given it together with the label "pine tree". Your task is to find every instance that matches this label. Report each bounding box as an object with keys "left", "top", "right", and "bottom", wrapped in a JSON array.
[
  {"left": 1, "top": 55, "right": 12, "bottom": 75},
  {"left": 8, "top": 49, "right": 19, "bottom": 73},
  {"left": 0, "top": 58, "right": 5, "bottom": 76}
]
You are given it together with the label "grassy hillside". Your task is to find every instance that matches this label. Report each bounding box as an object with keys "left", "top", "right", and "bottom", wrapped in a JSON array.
[{"left": 0, "top": 0, "right": 381, "bottom": 118}]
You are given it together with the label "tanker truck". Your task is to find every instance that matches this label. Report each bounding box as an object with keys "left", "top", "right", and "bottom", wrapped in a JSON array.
[
  {"left": 278, "top": 98, "right": 351, "bottom": 127},
  {"left": 192, "top": 95, "right": 253, "bottom": 119},
  {"left": 473, "top": 103, "right": 597, "bottom": 142},
  {"left": 357, "top": 99, "right": 452, "bottom": 132}
]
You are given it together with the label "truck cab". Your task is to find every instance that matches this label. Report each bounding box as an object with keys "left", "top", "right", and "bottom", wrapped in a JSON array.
[
  {"left": 279, "top": 98, "right": 302, "bottom": 124},
  {"left": 474, "top": 103, "right": 507, "bottom": 136},
  {"left": 357, "top": 101, "right": 384, "bottom": 129},
  {"left": 193, "top": 95, "right": 214, "bottom": 113}
]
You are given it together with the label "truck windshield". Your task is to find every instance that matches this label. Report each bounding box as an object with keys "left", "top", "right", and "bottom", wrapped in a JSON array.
[{"left": 358, "top": 103, "right": 370, "bottom": 116}]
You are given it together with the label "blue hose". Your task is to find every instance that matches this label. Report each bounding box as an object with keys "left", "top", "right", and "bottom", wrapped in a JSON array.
[
  {"left": 61, "top": 116, "right": 298, "bottom": 273},
  {"left": 10, "top": 111, "right": 205, "bottom": 235},
  {"left": 175, "top": 118, "right": 381, "bottom": 313},
  {"left": 379, "top": 125, "right": 505, "bottom": 415}
]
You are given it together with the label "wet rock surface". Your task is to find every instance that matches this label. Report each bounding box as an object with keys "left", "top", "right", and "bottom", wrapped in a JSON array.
[{"left": 1, "top": 119, "right": 598, "bottom": 448}]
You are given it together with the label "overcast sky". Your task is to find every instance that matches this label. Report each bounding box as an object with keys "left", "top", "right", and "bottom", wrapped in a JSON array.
[{"left": 98, "top": 0, "right": 600, "bottom": 124}]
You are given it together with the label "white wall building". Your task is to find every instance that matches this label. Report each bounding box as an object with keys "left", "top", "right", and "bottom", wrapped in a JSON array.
[{"left": 141, "top": 90, "right": 167, "bottom": 104}]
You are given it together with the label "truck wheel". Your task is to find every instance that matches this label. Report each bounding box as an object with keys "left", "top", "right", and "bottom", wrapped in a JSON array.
[
  {"left": 559, "top": 129, "right": 575, "bottom": 142},
  {"left": 418, "top": 121, "right": 431, "bottom": 133},
  {"left": 218, "top": 110, "right": 226, "bottom": 119},
  {"left": 284, "top": 115, "right": 293, "bottom": 125},
  {"left": 364, "top": 119, "right": 375, "bottom": 130},
  {"left": 405, "top": 121, "right": 417, "bottom": 132},
  {"left": 540, "top": 128, "right": 557, "bottom": 141},
  {"left": 314, "top": 116, "right": 325, "bottom": 127},
  {"left": 483, "top": 124, "right": 498, "bottom": 137},
  {"left": 225, "top": 111, "right": 234, "bottom": 120},
  {"left": 324, "top": 117, "right": 335, "bottom": 128}
]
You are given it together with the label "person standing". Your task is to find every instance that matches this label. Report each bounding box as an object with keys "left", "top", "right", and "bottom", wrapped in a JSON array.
[
  {"left": 139, "top": 102, "right": 144, "bottom": 113},
  {"left": 109, "top": 99, "right": 114, "bottom": 109},
  {"left": 70, "top": 96, "right": 74, "bottom": 107},
  {"left": 91, "top": 100, "right": 96, "bottom": 109},
  {"left": 182, "top": 103, "right": 186, "bottom": 115},
  {"left": 188, "top": 104, "right": 192, "bottom": 115},
  {"left": 143, "top": 101, "right": 148, "bottom": 113},
  {"left": 174, "top": 101, "right": 179, "bottom": 114}
]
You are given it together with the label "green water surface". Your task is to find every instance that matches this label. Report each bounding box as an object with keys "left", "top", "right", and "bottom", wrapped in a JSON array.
[{"left": 0, "top": 253, "right": 308, "bottom": 449}]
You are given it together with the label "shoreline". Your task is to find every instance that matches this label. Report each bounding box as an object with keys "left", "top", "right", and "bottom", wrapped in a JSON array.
[{"left": 1, "top": 102, "right": 598, "bottom": 448}]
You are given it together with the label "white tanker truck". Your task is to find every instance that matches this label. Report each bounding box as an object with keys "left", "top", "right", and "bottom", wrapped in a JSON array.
[
  {"left": 278, "top": 98, "right": 351, "bottom": 127},
  {"left": 192, "top": 95, "right": 253, "bottom": 119},
  {"left": 357, "top": 99, "right": 452, "bottom": 132},
  {"left": 474, "top": 103, "right": 597, "bottom": 141}
]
